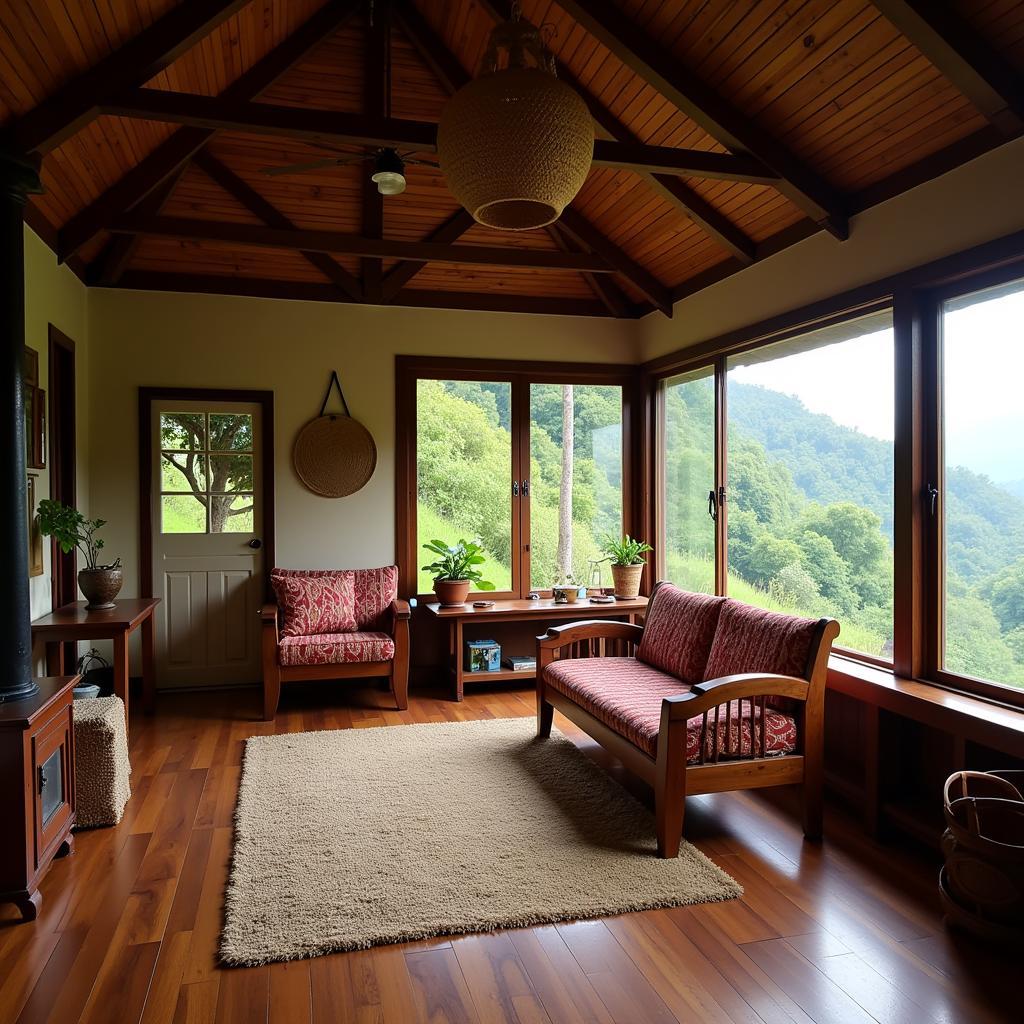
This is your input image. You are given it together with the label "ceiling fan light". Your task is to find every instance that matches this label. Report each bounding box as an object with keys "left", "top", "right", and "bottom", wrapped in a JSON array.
[{"left": 371, "top": 169, "right": 406, "bottom": 195}]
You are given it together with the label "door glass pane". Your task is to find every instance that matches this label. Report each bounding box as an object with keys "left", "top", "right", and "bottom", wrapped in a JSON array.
[
  {"left": 662, "top": 367, "right": 715, "bottom": 593},
  {"left": 209, "top": 454, "right": 253, "bottom": 492},
  {"left": 160, "top": 413, "right": 204, "bottom": 451},
  {"left": 941, "top": 278, "right": 1024, "bottom": 691},
  {"left": 162, "top": 494, "right": 207, "bottom": 533},
  {"left": 40, "top": 748, "right": 64, "bottom": 826},
  {"left": 211, "top": 494, "right": 254, "bottom": 533},
  {"left": 727, "top": 313, "right": 895, "bottom": 659},
  {"left": 416, "top": 379, "right": 513, "bottom": 594},
  {"left": 161, "top": 452, "right": 207, "bottom": 492},
  {"left": 210, "top": 413, "right": 253, "bottom": 451},
  {"left": 529, "top": 383, "right": 623, "bottom": 591}
]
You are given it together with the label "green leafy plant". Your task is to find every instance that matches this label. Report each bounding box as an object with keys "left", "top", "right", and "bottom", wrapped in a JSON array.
[
  {"left": 421, "top": 538, "right": 495, "bottom": 590},
  {"left": 601, "top": 534, "right": 653, "bottom": 566},
  {"left": 36, "top": 499, "right": 120, "bottom": 571}
]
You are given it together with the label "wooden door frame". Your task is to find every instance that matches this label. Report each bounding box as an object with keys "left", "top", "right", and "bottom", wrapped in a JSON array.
[{"left": 138, "top": 387, "right": 275, "bottom": 599}]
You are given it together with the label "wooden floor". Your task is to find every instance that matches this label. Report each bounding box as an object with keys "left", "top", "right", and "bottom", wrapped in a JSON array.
[{"left": 0, "top": 681, "right": 1015, "bottom": 1024}]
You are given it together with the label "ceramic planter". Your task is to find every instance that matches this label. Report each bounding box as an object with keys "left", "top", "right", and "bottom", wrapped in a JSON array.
[
  {"left": 610, "top": 562, "right": 644, "bottom": 600},
  {"left": 78, "top": 567, "right": 123, "bottom": 610},
  {"left": 434, "top": 578, "right": 471, "bottom": 607}
]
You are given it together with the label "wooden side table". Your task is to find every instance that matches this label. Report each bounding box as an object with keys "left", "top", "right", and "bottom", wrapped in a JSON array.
[
  {"left": 31, "top": 598, "right": 160, "bottom": 729},
  {"left": 425, "top": 596, "right": 648, "bottom": 700},
  {"left": 0, "top": 676, "right": 78, "bottom": 921}
]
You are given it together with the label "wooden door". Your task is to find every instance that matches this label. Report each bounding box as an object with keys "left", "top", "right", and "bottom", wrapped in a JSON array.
[{"left": 150, "top": 400, "right": 264, "bottom": 689}]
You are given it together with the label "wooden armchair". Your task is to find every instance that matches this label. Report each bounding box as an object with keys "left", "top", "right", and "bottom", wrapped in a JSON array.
[
  {"left": 261, "top": 566, "right": 410, "bottom": 720},
  {"left": 536, "top": 583, "right": 839, "bottom": 857}
]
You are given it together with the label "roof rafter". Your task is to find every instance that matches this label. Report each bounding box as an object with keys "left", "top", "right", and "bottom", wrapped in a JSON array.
[
  {"left": 362, "top": 0, "right": 389, "bottom": 303},
  {"left": 57, "top": 0, "right": 362, "bottom": 264},
  {"left": 1, "top": 0, "right": 252, "bottom": 155},
  {"left": 870, "top": 0, "right": 1024, "bottom": 135},
  {"left": 380, "top": 210, "right": 476, "bottom": 301},
  {"left": 191, "top": 151, "right": 362, "bottom": 302},
  {"left": 554, "top": 0, "right": 849, "bottom": 240}
]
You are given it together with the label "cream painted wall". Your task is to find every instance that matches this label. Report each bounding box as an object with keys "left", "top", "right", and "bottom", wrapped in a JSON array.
[
  {"left": 24, "top": 226, "right": 89, "bottom": 628},
  {"left": 639, "top": 136, "right": 1024, "bottom": 361},
  {"left": 86, "top": 290, "right": 636, "bottom": 600}
]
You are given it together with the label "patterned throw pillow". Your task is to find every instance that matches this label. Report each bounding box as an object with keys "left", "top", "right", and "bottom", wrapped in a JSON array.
[
  {"left": 636, "top": 583, "right": 727, "bottom": 683},
  {"left": 271, "top": 570, "right": 357, "bottom": 638},
  {"left": 703, "top": 600, "right": 820, "bottom": 681}
]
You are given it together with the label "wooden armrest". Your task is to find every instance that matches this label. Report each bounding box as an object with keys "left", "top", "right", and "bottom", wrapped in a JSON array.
[
  {"left": 537, "top": 620, "right": 644, "bottom": 649},
  {"left": 392, "top": 599, "right": 411, "bottom": 621},
  {"left": 663, "top": 673, "right": 809, "bottom": 721},
  {"left": 260, "top": 602, "right": 279, "bottom": 624}
]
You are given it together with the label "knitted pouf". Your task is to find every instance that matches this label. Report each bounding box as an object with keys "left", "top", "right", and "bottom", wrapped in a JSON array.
[{"left": 73, "top": 696, "right": 131, "bottom": 828}]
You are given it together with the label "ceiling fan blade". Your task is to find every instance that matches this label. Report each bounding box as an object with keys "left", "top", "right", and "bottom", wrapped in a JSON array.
[
  {"left": 403, "top": 158, "right": 440, "bottom": 168},
  {"left": 260, "top": 157, "right": 362, "bottom": 176}
]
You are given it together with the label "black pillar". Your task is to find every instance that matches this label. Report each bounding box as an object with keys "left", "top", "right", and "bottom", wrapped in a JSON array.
[{"left": 0, "top": 149, "right": 43, "bottom": 702}]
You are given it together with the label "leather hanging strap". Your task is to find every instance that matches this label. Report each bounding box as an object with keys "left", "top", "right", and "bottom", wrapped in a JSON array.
[{"left": 319, "top": 370, "right": 351, "bottom": 419}]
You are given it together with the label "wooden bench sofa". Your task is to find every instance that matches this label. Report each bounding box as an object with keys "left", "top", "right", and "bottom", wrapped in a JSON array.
[{"left": 536, "top": 581, "right": 840, "bottom": 857}]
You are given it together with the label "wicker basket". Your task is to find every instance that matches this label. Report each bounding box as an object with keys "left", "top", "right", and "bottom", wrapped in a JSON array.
[{"left": 293, "top": 414, "right": 377, "bottom": 498}]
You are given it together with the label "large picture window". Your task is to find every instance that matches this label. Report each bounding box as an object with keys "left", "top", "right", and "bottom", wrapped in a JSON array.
[
  {"left": 400, "top": 361, "right": 631, "bottom": 600},
  {"left": 939, "top": 277, "right": 1024, "bottom": 693}
]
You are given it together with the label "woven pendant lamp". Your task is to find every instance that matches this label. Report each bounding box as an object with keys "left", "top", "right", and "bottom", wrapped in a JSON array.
[{"left": 437, "top": 5, "right": 593, "bottom": 231}]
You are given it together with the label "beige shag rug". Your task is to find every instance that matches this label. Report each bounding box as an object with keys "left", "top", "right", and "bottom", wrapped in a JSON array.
[{"left": 221, "top": 717, "right": 741, "bottom": 965}]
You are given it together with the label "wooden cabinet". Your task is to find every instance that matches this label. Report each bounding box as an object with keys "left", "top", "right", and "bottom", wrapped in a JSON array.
[{"left": 0, "top": 676, "right": 77, "bottom": 921}]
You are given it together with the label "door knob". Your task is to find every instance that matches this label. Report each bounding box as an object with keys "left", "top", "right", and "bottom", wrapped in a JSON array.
[{"left": 248, "top": 538, "right": 262, "bottom": 549}]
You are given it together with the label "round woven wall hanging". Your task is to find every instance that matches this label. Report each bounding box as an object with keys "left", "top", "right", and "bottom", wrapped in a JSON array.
[{"left": 293, "top": 371, "right": 377, "bottom": 498}]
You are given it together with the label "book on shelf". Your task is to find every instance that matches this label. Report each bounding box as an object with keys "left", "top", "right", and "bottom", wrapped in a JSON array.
[{"left": 502, "top": 656, "right": 536, "bottom": 672}]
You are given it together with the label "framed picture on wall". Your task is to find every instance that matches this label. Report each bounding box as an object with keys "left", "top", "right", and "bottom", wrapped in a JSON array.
[
  {"left": 33, "top": 387, "right": 46, "bottom": 469},
  {"left": 23, "top": 347, "right": 45, "bottom": 470},
  {"left": 28, "top": 475, "right": 43, "bottom": 578}
]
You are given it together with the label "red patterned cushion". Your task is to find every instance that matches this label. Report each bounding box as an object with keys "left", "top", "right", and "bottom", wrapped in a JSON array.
[
  {"left": 543, "top": 656, "right": 796, "bottom": 760},
  {"left": 271, "top": 571, "right": 356, "bottom": 638},
  {"left": 703, "top": 601, "right": 821, "bottom": 682},
  {"left": 351, "top": 566, "right": 398, "bottom": 631},
  {"left": 278, "top": 632, "right": 395, "bottom": 666},
  {"left": 636, "top": 584, "right": 726, "bottom": 683}
]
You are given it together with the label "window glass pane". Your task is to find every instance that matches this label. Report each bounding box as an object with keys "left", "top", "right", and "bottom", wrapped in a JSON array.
[
  {"left": 210, "top": 494, "right": 254, "bottom": 533},
  {"left": 161, "top": 452, "right": 207, "bottom": 492},
  {"left": 726, "top": 313, "right": 895, "bottom": 659},
  {"left": 162, "top": 494, "right": 206, "bottom": 533},
  {"left": 160, "top": 413, "right": 205, "bottom": 451},
  {"left": 662, "top": 368, "right": 715, "bottom": 594},
  {"left": 210, "top": 413, "right": 253, "bottom": 451},
  {"left": 416, "top": 379, "right": 513, "bottom": 594},
  {"left": 942, "top": 278, "right": 1024, "bottom": 690},
  {"left": 528, "top": 384, "right": 623, "bottom": 590},
  {"left": 209, "top": 454, "right": 253, "bottom": 492}
]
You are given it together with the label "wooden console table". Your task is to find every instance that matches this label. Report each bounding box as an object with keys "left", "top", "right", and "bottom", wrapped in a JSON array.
[
  {"left": 31, "top": 598, "right": 160, "bottom": 728},
  {"left": 425, "top": 596, "right": 648, "bottom": 700}
]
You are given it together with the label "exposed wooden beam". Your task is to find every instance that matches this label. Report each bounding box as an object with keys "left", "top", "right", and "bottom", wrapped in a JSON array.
[
  {"left": 558, "top": 207, "right": 672, "bottom": 316},
  {"left": 871, "top": 0, "right": 1024, "bottom": 134},
  {"left": 554, "top": 0, "right": 849, "bottom": 239},
  {"left": 1, "top": 0, "right": 252, "bottom": 155},
  {"left": 547, "top": 224, "right": 632, "bottom": 318},
  {"left": 114, "top": 271, "right": 617, "bottom": 317},
  {"left": 592, "top": 141, "right": 775, "bottom": 183},
  {"left": 362, "top": 1, "right": 389, "bottom": 303},
  {"left": 191, "top": 151, "right": 362, "bottom": 302},
  {"left": 57, "top": 0, "right": 361, "bottom": 263},
  {"left": 108, "top": 214, "right": 619, "bottom": 271},
  {"left": 380, "top": 210, "right": 475, "bottom": 301}
]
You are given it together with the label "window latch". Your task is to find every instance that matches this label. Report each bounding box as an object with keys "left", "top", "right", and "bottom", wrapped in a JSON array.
[
  {"left": 512, "top": 480, "right": 519, "bottom": 497},
  {"left": 718, "top": 485, "right": 726, "bottom": 507},
  {"left": 927, "top": 484, "right": 939, "bottom": 516},
  {"left": 522, "top": 479, "right": 530, "bottom": 497},
  {"left": 707, "top": 489, "right": 717, "bottom": 522}
]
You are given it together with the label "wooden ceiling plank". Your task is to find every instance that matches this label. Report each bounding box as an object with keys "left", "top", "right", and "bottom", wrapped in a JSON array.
[
  {"left": 107, "top": 213, "right": 620, "bottom": 271},
  {"left": 192, "top": 150, "right": 362, "bottom": 302},
  {"left": 1, "top": 0, "right": 253, "bottom": 155},
  {"left": 362, "top": 0, "right": 389, "bottom": 303},
  {"left": 553, "top": 0, "right": 850, "bottom": 239},
  {"left": 870, "top": 0, "right": 1024, "bottom": 135},
  {"left": 380, "top": 209, "right": 476, "bottom": 301},
  {"left": 57, "top": 0, "right": 362, "bottom": 264}
]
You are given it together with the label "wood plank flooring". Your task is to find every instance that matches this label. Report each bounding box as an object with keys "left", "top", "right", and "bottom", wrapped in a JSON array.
[{"left": 0, "top": 682, "right": 1015, "bottom": 1024}]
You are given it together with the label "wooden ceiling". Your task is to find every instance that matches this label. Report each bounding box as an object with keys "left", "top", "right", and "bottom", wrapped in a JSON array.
[{"left": 2, "top": 0, "right": 1023, "bottom": 317}]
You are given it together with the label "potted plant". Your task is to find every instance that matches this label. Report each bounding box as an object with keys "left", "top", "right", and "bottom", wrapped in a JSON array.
[
  {"left": 601, "top": 534, "right": 653, "bottom": 600},
  {"left": 422, "top": 538, "right": 495, "bottom": 607},
  {"left": 37, "top": 499, "right": 123, "bottom": 610}
]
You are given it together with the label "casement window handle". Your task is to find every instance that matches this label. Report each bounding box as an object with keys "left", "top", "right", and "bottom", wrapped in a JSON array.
[
  {"left": 522, "top": 479, "right": 530, "bottom": 497},
  {"left": 927, "top": 484, "right": 939, "bottom": 516},
  {"left": 708, "top": 489, "right": 717, "bottom": 522},
  {"left": 512, "top": 480, "right": 519, "bottom": 497}
]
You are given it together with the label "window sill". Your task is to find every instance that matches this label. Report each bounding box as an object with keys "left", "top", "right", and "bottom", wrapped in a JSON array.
[{"left": 826, "top": 653, "right": 1024, "bottom": 756}]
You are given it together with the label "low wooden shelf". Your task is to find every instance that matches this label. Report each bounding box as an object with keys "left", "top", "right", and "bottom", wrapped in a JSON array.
[{"left": 424, "top": 596, "right": 648, "bottom": 700}]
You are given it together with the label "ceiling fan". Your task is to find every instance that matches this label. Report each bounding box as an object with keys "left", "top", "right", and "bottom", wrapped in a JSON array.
[{"left": 258, "top": 146, "right": 438, "bottom": 196}]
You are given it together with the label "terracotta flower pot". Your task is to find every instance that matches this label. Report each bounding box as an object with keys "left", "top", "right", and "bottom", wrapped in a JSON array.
[
  {"left": 434, "top": 578, "right": 471, "bottom": 607},
  {"left": 610, "top": 562, "right": 644, "bottom": 600},
  {"left": 78, "top": 567, "right": 123, "bottom": 610}
]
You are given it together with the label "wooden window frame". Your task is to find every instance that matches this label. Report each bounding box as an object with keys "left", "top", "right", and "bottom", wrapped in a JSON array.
[
  {"left": 643, "top": 229, "right": 1024, "bottom": 711},
  {"left": 395, "top": 355, "right": 643, "bottom": 603}
]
